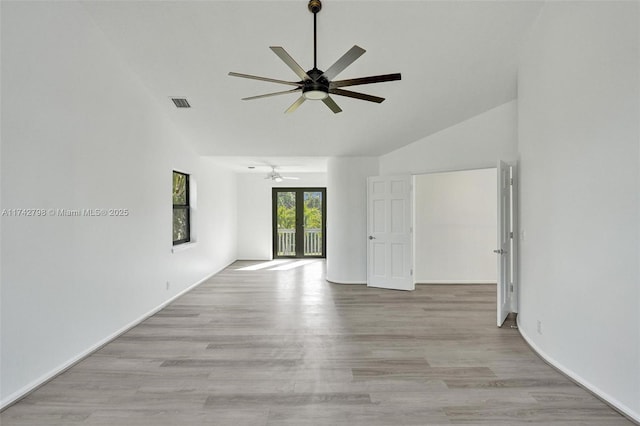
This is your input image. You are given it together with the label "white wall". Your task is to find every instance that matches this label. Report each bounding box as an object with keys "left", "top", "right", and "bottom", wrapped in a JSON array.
[
  {"left": 0, "top": 1, "right": 237, "bottom": 407},
  {"left": 379, "top": 100, "right": 517, "bottom": 175},
  {"left": 236, "top": 173, "right": 327, "bottom": 260},
  {"left": 415, "top": 169, "right": 497, "bottom": 283},
  {"left": 326, "top": 157, "right": 379, "bottom": 284},
  {"left": 518, "top": 1, "right": 639, "bottom": 420}
]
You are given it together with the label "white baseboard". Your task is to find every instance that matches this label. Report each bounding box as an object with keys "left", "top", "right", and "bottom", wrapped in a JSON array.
[
  {"left": 0, "top": 262, "right": 233, "bottom": 411},
  {"left": 416, "top": 280, "right": 496, "bottom": 285},
  {"left": 326, "top": 279, "right": 495, "bottom": 285},
  {"left": 517, "top": 316, "right": 640, "bottom": 424}
]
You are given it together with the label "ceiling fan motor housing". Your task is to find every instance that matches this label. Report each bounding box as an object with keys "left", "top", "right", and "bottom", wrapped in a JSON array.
[{"left": 303, "top": 68, "right": 329, "bottom": 99}]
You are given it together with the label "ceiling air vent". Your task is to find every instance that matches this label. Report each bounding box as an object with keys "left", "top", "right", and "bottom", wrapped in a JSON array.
[{"left": 171, "top": 98, "right": 191, "bottom": 108}]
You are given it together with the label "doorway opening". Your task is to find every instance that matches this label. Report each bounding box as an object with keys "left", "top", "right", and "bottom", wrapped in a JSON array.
[
  {"left": 410, "top": 164, "right": 517, "bottom": 326},
  {"left": 272, "top": 188, "right": 326, "bottom": 258},
  {"left": 413, "top": 168, "right": 497, "bottom": 286}
]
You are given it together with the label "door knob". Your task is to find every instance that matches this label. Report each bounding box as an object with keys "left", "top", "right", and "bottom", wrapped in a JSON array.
[{"left": 369, "top": 236, "right": 376, "bottom": 240}]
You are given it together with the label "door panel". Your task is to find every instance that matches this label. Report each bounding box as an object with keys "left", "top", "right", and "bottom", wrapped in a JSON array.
[
  {"left": 367, "top": 175, "right": 414, "bottom": 291},
  {"left": 391, "top": 243, "right": 405, "bottom": 277},
  {"left": 275, "top": 191, "right": 296, "bottom": 256},
  {"left": 373, "top": 243, "right": 385, "bottom": 276},
  {"left": 373, "top": 199, "right": 386, "bottom": 233},
  {"left": 391, "top": 199, "right": 404, "bottom": 233},
  {"left": 372, "top": 181, "right": 385, "bottom": 195},
  {"left": 391, "top": 180, "right": 404, "bottom": 194},
  {"left": 303, "top": 191, "right": 324, "bottom": 256}
]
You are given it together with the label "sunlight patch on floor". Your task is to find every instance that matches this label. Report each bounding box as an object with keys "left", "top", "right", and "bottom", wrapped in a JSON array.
[
  {"left": 235, "top": 260, "right": 291, "bottom": 271},
  {"left": 268, "top": 259, "right": 319, "bottom": 271},
  {"left": 236, "top": 259, "right": 321, "bottom": 271}
]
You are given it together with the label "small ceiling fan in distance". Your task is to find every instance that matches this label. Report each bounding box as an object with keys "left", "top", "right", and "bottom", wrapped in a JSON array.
[
  {"left": 265, "top": 166, "right": 300, "bottom": 183},
  {"left": 228, "top": 0, "right": 401, "bottom": 113}
]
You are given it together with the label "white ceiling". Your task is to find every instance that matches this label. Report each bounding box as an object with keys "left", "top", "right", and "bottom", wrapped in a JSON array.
[
  {"left": 81, "top": 0, "right": 543, "bottom": 164},
  {"left": 207, "top": 156, "right": 328, "bottom": 173}
]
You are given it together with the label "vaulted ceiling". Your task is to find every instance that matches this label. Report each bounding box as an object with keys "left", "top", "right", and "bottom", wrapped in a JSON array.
[{"left": 82, "top": 0, "right": 543, "bottom": 159}]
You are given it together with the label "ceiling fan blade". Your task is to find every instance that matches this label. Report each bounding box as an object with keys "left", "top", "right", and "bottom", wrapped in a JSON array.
[
  {"left": 321, "top": 45, "right": 366, "bottom": 81},
  {"left": 228, "top": 72, "right": 302, "bottom": 87},
  {"left": 282, "top": 176, "right": 300, "bottom": 180},
  {"left": 285, "top": 96, "right": 306, "bottom": 113},
  {"left": 330, "top": 88, "right": 385, "bottom": 103},
  {"left": 322, "top": 96, "right": 343, "bottom": 113},
  {"left": 330, "top": 73, "right": 402, "bottom": 88},
  {"left": 270, "top": 47, "right": 311, "bottom": 81},
  {"left": 242, "top": 88, "right": 302, "bottom": 101}
]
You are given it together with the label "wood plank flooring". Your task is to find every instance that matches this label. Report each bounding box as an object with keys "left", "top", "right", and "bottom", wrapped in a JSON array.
[{"left": 1, "top": 260, "right": 633, "bottom": 425}]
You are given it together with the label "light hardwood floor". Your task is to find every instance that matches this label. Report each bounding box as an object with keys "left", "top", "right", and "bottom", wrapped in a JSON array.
[{"left": 1, "top": 260, "right": 633, "bottom": 425}]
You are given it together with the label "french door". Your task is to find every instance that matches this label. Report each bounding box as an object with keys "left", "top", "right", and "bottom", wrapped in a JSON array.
[{"left": 272, "top": 188, "right": 326, "bottom": 258}]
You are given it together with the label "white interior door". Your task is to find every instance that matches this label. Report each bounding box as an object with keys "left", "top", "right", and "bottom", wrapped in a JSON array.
[
  {"left": 367, "top": 175, "right": 414, "bottom": 291},
  {"left": 496, "top": 161, "right": 512, "bottom": 326}
]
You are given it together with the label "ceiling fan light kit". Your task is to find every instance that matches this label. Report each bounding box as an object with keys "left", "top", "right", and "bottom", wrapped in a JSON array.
[{"left": 229, "top": 0, "right": 401, "bottom": 114}]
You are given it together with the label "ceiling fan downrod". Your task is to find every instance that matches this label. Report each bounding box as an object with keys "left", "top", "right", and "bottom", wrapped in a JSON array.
[{"left": 308, "top": 0, "right": 322, "bottom": 70}]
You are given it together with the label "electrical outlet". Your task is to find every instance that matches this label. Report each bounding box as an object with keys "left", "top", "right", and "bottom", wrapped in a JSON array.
[
  {"left": 537, "top": 320, "right": 542, "bottom": 335},
  {"left": 166, "top": 281, "right": 170, "bottom": 290}
]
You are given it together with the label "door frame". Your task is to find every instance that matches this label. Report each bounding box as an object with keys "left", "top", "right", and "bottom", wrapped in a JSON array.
[
  {"left": 272, "top": 187, "right": 327, "bottom": 259},
  {"left": 407, "top": 164, "right": 519, "bottom": 318}
]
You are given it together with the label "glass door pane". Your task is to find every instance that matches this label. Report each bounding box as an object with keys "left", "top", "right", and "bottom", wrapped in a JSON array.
[
  {"left": 276, "top": 191, "right": 296, "bottom": 256},
  {"left": 303, "top": 191, "right": 323, "bottom": 256}
]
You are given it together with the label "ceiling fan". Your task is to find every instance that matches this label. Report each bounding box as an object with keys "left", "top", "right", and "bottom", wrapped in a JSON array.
[
  {"left": 228, "top": 0, "right": 401, "bottom": 114},
  {"left": 265, "top": 166, "right": 299, "bottom": 183}
]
